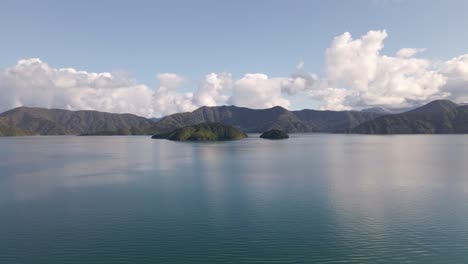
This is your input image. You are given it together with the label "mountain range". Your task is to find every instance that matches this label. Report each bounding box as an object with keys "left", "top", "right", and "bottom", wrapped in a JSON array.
[
  {"left": 349, "top": 100, "right": 468, "bottom": 134},
  {"left": 148, "top": 105, "right": 381, "bottom": 134},
  {"left": 1, "top": 99, "right": 468, "bottom": 136},
  {"left": 0, "top": 107, "right": 153, "bottom": 136}
]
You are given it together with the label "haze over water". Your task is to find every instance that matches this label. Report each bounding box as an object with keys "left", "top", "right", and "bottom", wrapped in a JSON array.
[{"left": 1, "top": 135, "right": 468, "bottom": 263}]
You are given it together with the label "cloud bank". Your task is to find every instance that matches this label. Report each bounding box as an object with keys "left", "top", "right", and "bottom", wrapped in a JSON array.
[
  {"left": 321, "top": 30, "right": 448, "bottom": 109},
  {"left": 1, "top": 30, "right": 468, "bottom": 117},
  {"left": 0, "top": 58, "right": 154, "bottom": 117}
]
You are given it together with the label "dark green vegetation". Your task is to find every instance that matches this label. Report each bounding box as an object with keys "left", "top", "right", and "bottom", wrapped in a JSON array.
[
  {"left": 79, "top": 127, "right": 147, "bottom": 136},
  {"left": 152, "top": 122, "right": 247, "bottom": 141},
  {"left": 0, "top": 107, "right": 153, "bottom": 136},
  {"left": 260, "top": 129, "right": 289, "bottom": 139},
  {"left": 0, "top": 105, "right": 382, "bottom": 136},
  {"left": 0, "top": 120, "right": 34, "bottom": 136},
  {"left": 2, "top": 100, "right": 468, "bottom": 136},
  {"left": 350, "top": 100, "right": 468, "bottom": 134},
  {"left": 148, "top": 105, "right": 381, "bottom": 134}
]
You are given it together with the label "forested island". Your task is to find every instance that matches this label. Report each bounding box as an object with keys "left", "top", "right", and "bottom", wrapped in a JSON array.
[
  {"left": 151, "top": 123, "right": 247, "bottom": 141},
  {"left": 260, "top": 129, "right": 289, "bottom": 139}
]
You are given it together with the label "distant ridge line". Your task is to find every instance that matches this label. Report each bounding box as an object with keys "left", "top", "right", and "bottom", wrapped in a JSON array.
[{"left": 2, "top": 100, "right": 468, "bottom": 136}]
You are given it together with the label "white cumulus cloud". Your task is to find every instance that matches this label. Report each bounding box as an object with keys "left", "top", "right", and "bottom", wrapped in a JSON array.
[
  {"left": 229, "top": 74, "right": 291, "bottom": 109},
  {"left": 321, "top": 30, "right": 448, "bottom": 109},
  {"left": 2, "top": 30, "right": 468, "bottom": 116},
  {"left": 152, "top": 73, "right": 196, "bottom": 115},
  {"left": 441, "top": 54, "right": 468, "bottom": 103},
  {"left": 0, "top": 58, "right": 155, "bottom": 117},
  {"left": 193, "top": 73, "right": 233, "bottom": 107}
]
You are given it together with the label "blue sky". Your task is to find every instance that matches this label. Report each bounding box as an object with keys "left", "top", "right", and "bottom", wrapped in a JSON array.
[
  {"left": 1, "top": 0, "right": 468, "bottom": 116},
  {"left": 2, "top": 0, "right": 467, "bottom": 85}
]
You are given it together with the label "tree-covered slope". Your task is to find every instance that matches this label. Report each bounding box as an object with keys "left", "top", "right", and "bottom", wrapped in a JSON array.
[
  {"left": 0, "top": 120, "right": 34, "bottom": 136},
  {"left": 148, "top": 105, "right": 381, "bottom": 134},
  {"left": 260, "top": 129, "right": 289, "bottom": 139},
  {"left": 349, "top": 100, "right": 468, "bottom": 134},
  {"left": 0, "top": 107, "right": 153, "bottom": 136},
  {"left": 152, "top": 123, "right": 247, "bottom": 141}
]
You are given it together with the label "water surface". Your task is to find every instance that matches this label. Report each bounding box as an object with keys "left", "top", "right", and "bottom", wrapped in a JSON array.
[{"left": 1, "top": 135, "right": 468, "bottom": 263}]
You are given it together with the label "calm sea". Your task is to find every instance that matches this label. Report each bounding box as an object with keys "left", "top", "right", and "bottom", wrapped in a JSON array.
[{"left": 1, "top": 135, "right": 468, "bottom": 263}]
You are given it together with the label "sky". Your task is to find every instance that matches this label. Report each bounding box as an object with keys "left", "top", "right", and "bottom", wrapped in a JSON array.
[{"left": 1, "top": 0, "right": 468, "bottom": 117}]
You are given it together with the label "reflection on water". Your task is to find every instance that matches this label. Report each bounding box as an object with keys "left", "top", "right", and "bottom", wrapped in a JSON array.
[{"left": 1, "top": 135, "right": 468, "bottom": 263}]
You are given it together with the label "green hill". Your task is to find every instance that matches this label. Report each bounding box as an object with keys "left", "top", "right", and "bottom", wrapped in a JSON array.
[
  {"left": 260, "top": 129, "right": 289, "bottom": 139},
  {"left": 0, "top": 107, "right": 153, "bottom": 136},
  {"left": 349, "top": 100, "right": 468, "bottom": 134},
  {"left": 0, "top": 121, "right": 34, "bottom": 136},
  {"left": 152, "top": 123, "right": 247, "bottom": 141},
  {"left": 147, "top": 105, "right": 381, "bottom": 134}
]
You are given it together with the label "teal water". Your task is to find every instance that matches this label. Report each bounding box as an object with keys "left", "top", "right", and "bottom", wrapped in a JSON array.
[{"left": 1, "top": 135, "right": 468, "bottom": 263}]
